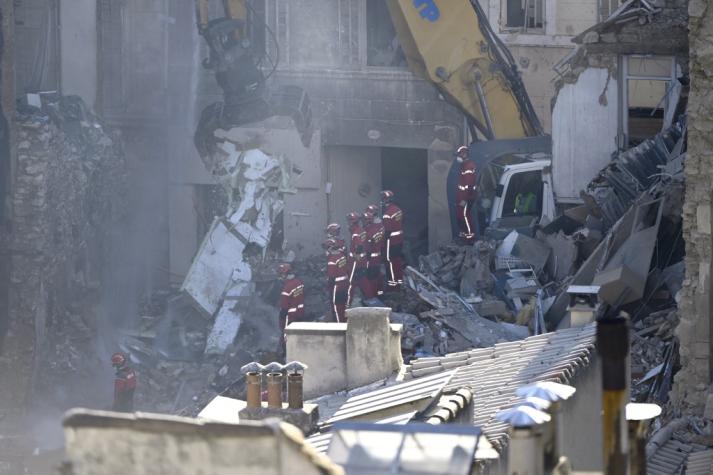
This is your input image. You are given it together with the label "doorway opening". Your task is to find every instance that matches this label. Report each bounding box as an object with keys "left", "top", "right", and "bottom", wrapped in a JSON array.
[{"left": 380, "top": 147, "right": 429, "bottom": 263}]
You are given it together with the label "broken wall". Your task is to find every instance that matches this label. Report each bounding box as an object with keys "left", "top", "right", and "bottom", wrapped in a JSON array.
[
  {"left": 671, "top": 0, "right": 713, "bottom": 413},
  {"left": 552, "top": 65, "right": 619, "bottom": 202},
  {"left": 481, "top": 0, "right": 600, "bottom": 132},
  {"left": 0, "top": 104, "right": 126, "bottom": 451},
  {"left": 63, "top": 410, "right": 340, "bottom": 475}
]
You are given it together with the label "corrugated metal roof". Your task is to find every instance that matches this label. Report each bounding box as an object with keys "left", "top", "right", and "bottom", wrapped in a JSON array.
[
  {"left": 646, "top": 436, "right": 713, "bottom": 475},
  {"left": 685, "top": 448, "right": 713, "bottom": 474},
  {"left": 306, "top": 411, "right": 417, "bottom": 454},
  {"left": 403, "top": 324, "right": 597, "bottom": 453},
  {"left": 326, "top": 370, "right": 456, "bottom": 424},
  {"left": 647, "top": 437, "right": 694, "bottom": 474}
]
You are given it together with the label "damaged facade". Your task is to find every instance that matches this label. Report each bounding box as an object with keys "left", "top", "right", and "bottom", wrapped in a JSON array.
[{"left": 672, "top": 0, "right": 713, "bottom": 413}]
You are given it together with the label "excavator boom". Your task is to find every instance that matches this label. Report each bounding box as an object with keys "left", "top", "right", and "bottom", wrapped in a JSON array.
[{"left": 385, "top": 0, "right": 543, "bottom": 140}]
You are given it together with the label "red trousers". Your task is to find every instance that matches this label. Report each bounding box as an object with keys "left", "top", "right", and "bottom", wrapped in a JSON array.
[
  {"left": 385, "top": 240, "right": 404, "bottom": 288},
  {"left": 457, "top": 202, "right": 476, "bottom": 244},
  {"left": 347, "top": 262, "right": 370, "bottom": 303},
  {"left": 331, "top": 282, "right": 349, "bottom": 323}
]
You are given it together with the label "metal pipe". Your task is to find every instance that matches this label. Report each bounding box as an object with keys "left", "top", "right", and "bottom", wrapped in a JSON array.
[
  {"left": 246, "top": 372, "right": 262, "bottom": 409},
  {"left": 597, "top": 315, "right": 630, "bottom": 475},
  {"left": 287, "top": 372, "right": 303, "bottom": 409},
  {"left": 628, "top": 419, "right": 647, "bottom": 475},
  {"left": 267, "top": 372, "right": 283, "bottom": 409},
  {"left": 473, "top": 76, "right": 495, "bottom": 140}
]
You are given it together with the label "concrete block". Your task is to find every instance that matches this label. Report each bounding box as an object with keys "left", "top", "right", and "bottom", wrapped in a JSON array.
[
  {"left": 286, "top": 322, "right": 348, "bottom": 399},
  {"left": 346, "top": 307, "right": 399, "bottom": 389},
  {"left": 697, "top": 203, "right": 711, "bottom": 234}
]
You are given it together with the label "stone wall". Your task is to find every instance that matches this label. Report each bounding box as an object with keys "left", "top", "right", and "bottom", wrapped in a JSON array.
[
  {"left": 671, "top": 0, "right": 712, "bottom": 413},
  {"left": 0, "top": 98, "right": 126, "bottom": 449}
]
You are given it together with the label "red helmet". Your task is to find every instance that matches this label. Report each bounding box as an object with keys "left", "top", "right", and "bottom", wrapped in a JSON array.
[
  {"left": 456, "top": 145, "right": 468, "bottom": 158},
  {"left": 366, "top": 204, "right": 379, "bottom": 215},
  {"left": 380, "top": 190, "right": 394, "bottom": 204},
  {"left": 325, "top": 223, "right": 341, "bottom": 236},
  {"left": 111, "top": 352, "right": 127, "bottom": 368},
  {"left": 347, "top": 212, "right": 361, "bottom": 225},
  {"left": 277, "top": 263, "right": 292, "bottom": 276}
]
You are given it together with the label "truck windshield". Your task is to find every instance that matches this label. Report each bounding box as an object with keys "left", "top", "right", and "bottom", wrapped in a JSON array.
[{"left": 501, "top": 170, "right": 543, "bottom": 218}]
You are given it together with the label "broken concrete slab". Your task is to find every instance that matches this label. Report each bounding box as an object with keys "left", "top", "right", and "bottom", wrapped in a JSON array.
[
  {"left": 181, "top": 218, "right": 249, "bottom": 318},
  {"left": 205, "top": 300, "right": 243, "bottom": 356},
  {"left": 544, "top": 231, "right": 578, "bottom": 281},
  {"left": 496, "top": 231, "right": 551, "bottom": 273}
]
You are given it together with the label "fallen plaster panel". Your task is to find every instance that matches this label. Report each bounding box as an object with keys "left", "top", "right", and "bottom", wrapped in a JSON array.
[
  {"left": 181, "top": 219, "right": 249, "bottom": 317},
  {"left": 215, "top": 127, "right": 322, "bottom": 189},
  {"left": 552, "top": 68, "right": 619, "bottom": 202},
  {"left": 205, "top": 302, "right": 243, "bottom": 356}
]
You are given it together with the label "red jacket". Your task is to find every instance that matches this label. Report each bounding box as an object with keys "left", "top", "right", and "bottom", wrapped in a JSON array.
[
  {"left": 349, "top": 224, "right": 368, "bottom": 268},
  {"left": 327, "top": 250, "right": 349, "bottom": 286},
  {"left": 382, "top": 203, "right": 404, "bottom": 245},
  {"left": 365, "top": 222, "right": 385, "bottom": 266},
  {"left": 456, "top": 159, "right": 477, "bottom": 203},
  {"left": 279, "top": 277, "right": 305, "bottom": 320},
  {"left": 114, "top": 367, "right": 137, "bottom": 410}
]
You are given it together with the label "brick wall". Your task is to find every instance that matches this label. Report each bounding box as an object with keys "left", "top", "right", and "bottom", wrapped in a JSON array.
[{"left": 671, "top": 0, "right": 712, "bottom": 413}]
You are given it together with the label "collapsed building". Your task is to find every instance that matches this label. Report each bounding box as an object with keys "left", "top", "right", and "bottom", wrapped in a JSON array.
[{"left": 5, "top": 0, "right": 713, "bottom": 473}]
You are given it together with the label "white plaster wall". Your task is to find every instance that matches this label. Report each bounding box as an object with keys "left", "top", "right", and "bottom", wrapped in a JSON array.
[
  {"left": 60, "top": 0, "right": 97, "bottom": 109},
  {"left": 327, "top": 145, "right": 382, "bottom": 230},
  {"left": 554, "top": 0, "right": 599, "bottom": 36},
  {"left": 552, "top": 68, "right": 619, "bottom": 203}
]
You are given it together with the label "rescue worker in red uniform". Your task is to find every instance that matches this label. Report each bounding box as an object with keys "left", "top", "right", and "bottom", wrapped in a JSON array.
[
  {"left": 455, "top": 145, "right": 478, "bottom": 244},
  {"left": 324, "top": 238, "right": 350, "bottom": 322},
  {"left": 325, "top": 222, "right": 346, "bottom": 253},
  {"left": 346, "top": 212, "right": 369, "bottom": 303},
  {"left": 111, "top": 352, "right": 136, "bottom": 412},
  {"left": 363, "top": 204, "right": 385, "bottom": 299},
  {"left": 277, "top": 263, "right": 305, "bottom": 338},
  {"left": 381, "top": 190, "right": 405, "bottom": 288}
]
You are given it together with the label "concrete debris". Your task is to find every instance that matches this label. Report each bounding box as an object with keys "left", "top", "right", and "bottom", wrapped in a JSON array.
[
  {"left": 631, "top": 308, "right": 679, "bottom": 403},
  {"left": 182, "top": 132, "right": 298, "bottom": 356}
]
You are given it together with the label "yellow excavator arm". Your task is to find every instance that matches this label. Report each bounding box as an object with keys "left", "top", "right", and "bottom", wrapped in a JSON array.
[
  {"left": 195, "top": 0, "right": 247, "bottom": 32},
  {"left": 385, "top": 0, "right": 543, "bottom": 140}
]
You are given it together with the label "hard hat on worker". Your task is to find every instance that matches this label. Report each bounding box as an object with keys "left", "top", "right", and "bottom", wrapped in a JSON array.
[
  {"left": 111, "top": 352, "right": 127, "bottom": 368},
  {"left": 277, "top": 263, "right": 292, "bottom": 276},
  {"left": 325, "top": 223, "right": 341, "bottom": 235},
  {"left": 347, "top": 212, "right": 361, "bottom": 225},
  {"left": 456, "top": 145, "right": 468, "bottom": 159},
  {"left": 380, "top": 190, "right": 394, "bottom": 204}
]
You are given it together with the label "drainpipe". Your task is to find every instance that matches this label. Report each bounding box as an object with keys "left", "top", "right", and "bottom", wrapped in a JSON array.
[
  {"left": 240, "top": 362, "right": 265, "bottom": 409},
  {"left": 496, "top": 405, "right": 551, "bottom": 475},
  {"left": 626, "top": 403, "right": 661, "bottom": 475},
  {"left": 597, "top": 314, "right": 630, "bottom": 475},
  {"left": 284, "top": 361, "right": 307, "bottom": 410},
  {"left": 263, "top": 362, "right": 285, "bottom": 409}
]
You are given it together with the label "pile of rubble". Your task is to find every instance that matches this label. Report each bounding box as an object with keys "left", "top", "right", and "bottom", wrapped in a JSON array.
[
  {"left": 392, "top": 117, "right": 687, "bottom": 370},
  {"left": 631, "top": 308, "right": 679, "bottom": 403}
]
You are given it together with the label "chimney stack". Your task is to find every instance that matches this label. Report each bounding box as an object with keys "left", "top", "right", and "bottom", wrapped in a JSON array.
[
  {"left": 284, "top": 361, "right": 308, "bottom": 409},
  {"left": 496, "top": 405, "right": 551, "bottom": 475},
  {"left": 263, "top": 362, "right": 285, "bottom": 409},
  {"left": 240, "top": 362, "right": 265, "bottom": 409},
  {"left": 597, "top": 313, "right": 630, "bottom": 474}
]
